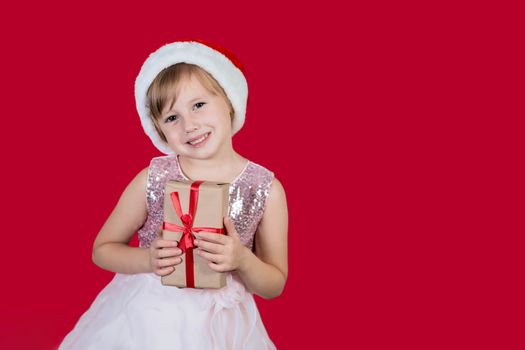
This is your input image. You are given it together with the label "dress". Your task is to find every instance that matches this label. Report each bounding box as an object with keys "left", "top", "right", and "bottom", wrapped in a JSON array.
[{"left": 58, "top": 155, "right": 277, "bottom": 350}]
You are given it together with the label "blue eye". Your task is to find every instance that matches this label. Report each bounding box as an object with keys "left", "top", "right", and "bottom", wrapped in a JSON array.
[{"left": 165, "top": 115, "right": 178, "bottom": 123}]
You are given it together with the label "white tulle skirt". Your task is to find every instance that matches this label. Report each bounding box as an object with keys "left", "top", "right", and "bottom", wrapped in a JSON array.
[{"left": 58, "top": 272, "right": 276, "bottom": 350}]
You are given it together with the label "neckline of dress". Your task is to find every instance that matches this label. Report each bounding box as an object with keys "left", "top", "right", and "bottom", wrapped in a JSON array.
[{"left": 175, "top": 155, "right": 251, "bottom": 185}]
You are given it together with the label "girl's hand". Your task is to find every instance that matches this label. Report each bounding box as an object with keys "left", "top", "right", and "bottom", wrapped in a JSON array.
[
  {"left": 149, "top": 226, "right": 184, "bottom": 276},
  {"left": 194, "top": 216, "right": 249, "bottom": 272}
]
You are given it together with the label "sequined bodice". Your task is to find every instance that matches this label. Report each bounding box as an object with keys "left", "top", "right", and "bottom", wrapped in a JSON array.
[{"left": 138, "top": 155, "right": 274, "bottom": 250}]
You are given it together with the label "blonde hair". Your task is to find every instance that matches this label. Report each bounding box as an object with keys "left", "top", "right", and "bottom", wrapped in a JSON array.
[{"left": 146, "top": 63, "right": 234, "bottom": 143}]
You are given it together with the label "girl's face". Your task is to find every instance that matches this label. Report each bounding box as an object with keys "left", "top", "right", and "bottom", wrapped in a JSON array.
[{"left": 157, "top": 75, "right": 233, "bottom": 160}]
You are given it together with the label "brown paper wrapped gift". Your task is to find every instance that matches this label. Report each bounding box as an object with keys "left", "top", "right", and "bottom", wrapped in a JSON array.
[{"left": 161, "top": 180, "right": 229, "bottom": 289}]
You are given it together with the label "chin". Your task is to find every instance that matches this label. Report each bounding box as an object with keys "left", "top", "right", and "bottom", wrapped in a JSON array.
[{"left": 179, "top": 148, "right": 217, "bottom": 160}]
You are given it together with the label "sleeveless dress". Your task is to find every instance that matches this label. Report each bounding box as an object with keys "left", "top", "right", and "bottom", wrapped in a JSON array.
[{"left": 58, "top": 155, "right": 277, "bottom": 350}]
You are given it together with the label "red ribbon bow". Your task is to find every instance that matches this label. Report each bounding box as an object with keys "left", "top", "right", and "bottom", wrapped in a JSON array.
[{"left": 163, "top": 181, "right": 225, "bottom": 288}]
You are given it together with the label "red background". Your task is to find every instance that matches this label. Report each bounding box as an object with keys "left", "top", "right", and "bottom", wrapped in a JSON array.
[{"left": 1, "top": 1, "right": 523, "bottom": 349}]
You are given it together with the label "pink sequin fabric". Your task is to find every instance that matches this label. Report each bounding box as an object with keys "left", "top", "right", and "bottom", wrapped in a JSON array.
[{"left": 138, "top": 155, "right": 274, "bottom": 251}]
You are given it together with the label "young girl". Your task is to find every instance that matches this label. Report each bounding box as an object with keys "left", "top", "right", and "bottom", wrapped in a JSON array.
[{"left": 58, "top": 40, "right": 288, "bottom": 349}]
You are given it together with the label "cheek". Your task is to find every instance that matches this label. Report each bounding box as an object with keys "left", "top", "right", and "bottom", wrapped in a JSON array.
[
  {"left": 167, "top": 135, "right": 183, "bottom": 144},
  {"left": 163, "top": 128, "right": 183, "bottom": 144}
]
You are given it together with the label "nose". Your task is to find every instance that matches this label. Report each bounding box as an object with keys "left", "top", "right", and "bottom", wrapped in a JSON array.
[{"left": 183, "top": 114, "right": 200, "bottom": 133}]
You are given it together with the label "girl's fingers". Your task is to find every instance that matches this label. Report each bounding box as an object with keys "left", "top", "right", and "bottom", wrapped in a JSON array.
[
  {"left": 156, "top": 248, "right": 182, "bottom": 258},
  {"left": 223, "top": 216, "right": 240, "bottom": 238},
  {"left": 207, "top": 261, "right": 226, "bottom": 273},
  {"left": 194, "top": 239, "right": 223, "bottom": 254},
  {"left": 155, "top": 266, "right": 175, "bottom": 276},
  {"left": 157, "top": 256, "right": 182, "bottom": 268},
  {"left": 195, "top": 232, "right": 226, "bottom": 244},
  {"left": 156, "top": 239, "right": 179, "bottom": 248},
  {"left": 197, "top": 249, "right": 222, "bottom": 263}
]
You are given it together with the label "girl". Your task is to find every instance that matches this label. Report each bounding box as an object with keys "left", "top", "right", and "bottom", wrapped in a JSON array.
[{"left": 58, "top": 40, "right": 288, "bottom": 350}]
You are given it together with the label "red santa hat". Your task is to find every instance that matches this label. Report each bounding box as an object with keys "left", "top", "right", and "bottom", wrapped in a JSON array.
[{"left": 134, "top": 40, "right": 248, "bottom": 154}]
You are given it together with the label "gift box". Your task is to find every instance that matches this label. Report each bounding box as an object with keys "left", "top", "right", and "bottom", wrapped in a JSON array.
[{"left": 161, "top": 180, "right": 229, "bottom": 289}]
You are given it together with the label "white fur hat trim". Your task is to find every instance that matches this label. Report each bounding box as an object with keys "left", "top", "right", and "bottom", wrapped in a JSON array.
[{"left": 134, "top": 41, "right": 248, "bottom": 154}]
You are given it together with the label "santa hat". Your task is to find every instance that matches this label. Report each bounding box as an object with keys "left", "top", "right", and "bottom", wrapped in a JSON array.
[{"left": 134, "top": 40, "right": 248, "bottom": 154}]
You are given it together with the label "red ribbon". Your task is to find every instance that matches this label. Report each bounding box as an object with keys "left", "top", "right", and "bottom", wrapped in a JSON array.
[{"left": 163, "top": 180, "right": 225, "bottom": 288}]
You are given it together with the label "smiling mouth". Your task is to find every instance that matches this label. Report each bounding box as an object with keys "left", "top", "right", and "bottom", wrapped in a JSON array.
[{"left": 187, "top": 132, "right": 211, "bottom": 146}]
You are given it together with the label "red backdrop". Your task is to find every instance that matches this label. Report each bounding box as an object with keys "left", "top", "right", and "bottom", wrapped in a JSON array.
[{"left": 0, "top": 1, "right": 523, "bottom": 349}]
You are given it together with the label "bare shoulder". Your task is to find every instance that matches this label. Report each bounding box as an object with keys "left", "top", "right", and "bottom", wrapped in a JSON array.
[
  {"left": 117, "top": 166, "right": 149, "bottom": 208},
  {"left": 115, "top": 165, "right": 150, "bottom": 225},
  {"left": 265, "top": 177, "right": 287, "bottom": 213},
  {"left": 258, "top": 175, "right": 288, "bottom": 232},
  {"left": 127, "top": 166, "right": 149, "bottom": 195},
  {"left": 93, "top": 165, "right": 150, "bottom": 248},
  {"left": 270, "top": 176, "right": 286, "bottom": 194},
  {"left": 255, "top": 176, "right": 289, "bottom": 278}
]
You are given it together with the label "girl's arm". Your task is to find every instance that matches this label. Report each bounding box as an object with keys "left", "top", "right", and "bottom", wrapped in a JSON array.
[
  {"left": 91, "top": 167, "right": 152, "bottom": 274},
  {"left": 237, "top": 177, "right": 288, "bottom": 298},
  {"left": 195, "top": 177, "right": 289, "bottom": 299}
]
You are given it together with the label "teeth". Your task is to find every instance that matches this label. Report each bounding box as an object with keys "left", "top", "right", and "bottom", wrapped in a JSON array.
[{"left": 189, "top": 133, "right": 209, "bottom": 145}]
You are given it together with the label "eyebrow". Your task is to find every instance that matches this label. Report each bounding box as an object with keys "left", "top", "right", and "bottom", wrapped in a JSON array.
[{"left": 167, "top": 97, "right": 204, "bottom": 114}]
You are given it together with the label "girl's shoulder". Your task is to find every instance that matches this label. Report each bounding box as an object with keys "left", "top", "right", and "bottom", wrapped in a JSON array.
[
  {"left": 141, "top": 155, "right": 181, "bottom": 194},
  {"left": 244, "top": 159, "right": 286, "bottom": 205},
  {"left": 148, "top": 154, "right": 177, "bottom": 168},
  {"left": 240, "top": 158, "right": 275, "bottom": 189},
  {"left": 146, "top": 154, "right": 178, "bottom": 177},
  {"left": 246, "top": 158, "right": 273, "bottom": 173}
]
